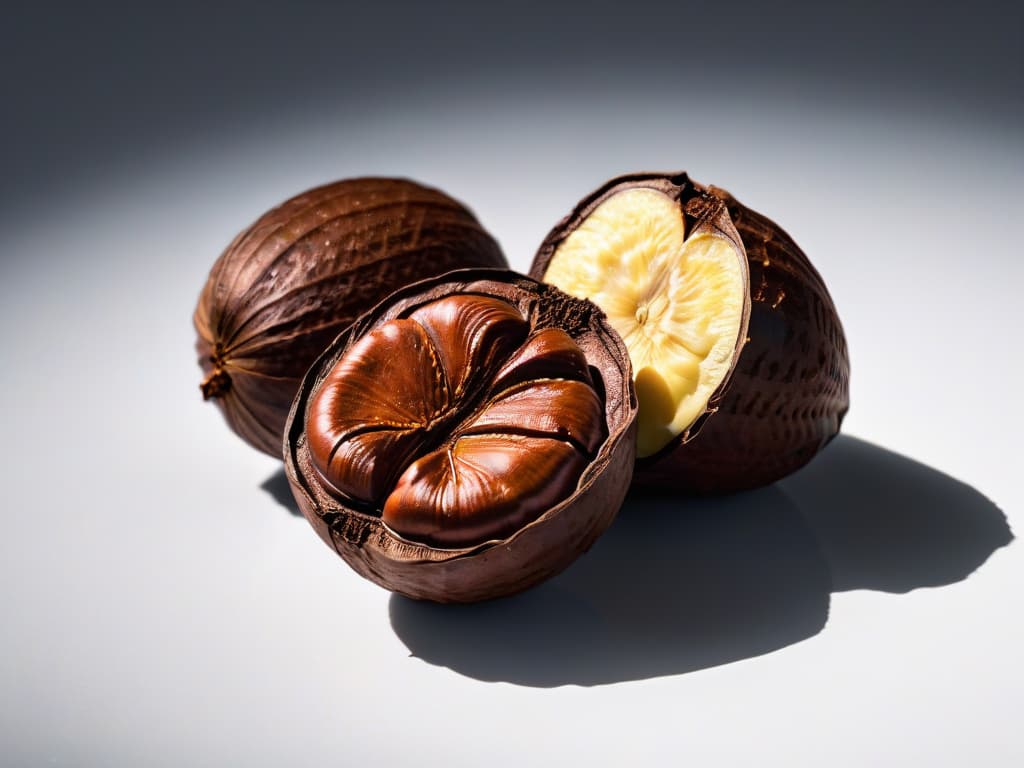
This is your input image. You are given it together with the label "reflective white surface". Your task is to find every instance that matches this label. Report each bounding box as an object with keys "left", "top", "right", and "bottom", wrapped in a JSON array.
[{"left": 1, "top": 70, "right": 1020, "bottom": 766}]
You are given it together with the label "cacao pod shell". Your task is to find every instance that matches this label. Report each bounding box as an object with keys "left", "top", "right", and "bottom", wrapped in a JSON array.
[{"left": 194, "top": 177, "right": 507, "bottom": 457}]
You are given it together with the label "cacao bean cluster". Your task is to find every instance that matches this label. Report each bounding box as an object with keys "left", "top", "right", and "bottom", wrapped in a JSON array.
[{"left": 194, "top": 173, "right": 849, "bottom": 602}]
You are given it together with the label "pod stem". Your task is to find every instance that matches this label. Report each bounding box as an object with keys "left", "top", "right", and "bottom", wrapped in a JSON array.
[{"left": 201, "top": 368, "right": 232, "bottom": 400}]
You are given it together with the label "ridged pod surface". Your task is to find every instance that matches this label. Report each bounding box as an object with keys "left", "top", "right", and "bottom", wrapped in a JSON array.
[
  {"left": 284, "top": 270, "right": 638, "bottom": 603},
  {"left": 531, "top": 172, "right": 849, "bottom": 493},
  {"left": 194, "top": 178, "right": 507, "bottom": 457}
]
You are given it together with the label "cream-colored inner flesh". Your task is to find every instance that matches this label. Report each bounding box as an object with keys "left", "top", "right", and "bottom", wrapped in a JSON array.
[{"left": 544, "top": 188, "right": 745, "bottom": 457}]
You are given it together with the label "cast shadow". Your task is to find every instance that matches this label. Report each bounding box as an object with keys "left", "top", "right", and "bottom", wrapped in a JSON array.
[
  {"left": 260, "top": 468, "right": 302, "bottom": 517},
  {"left": 778, "top": 437, "right": 1013, "bottom": 592},
  {"left": 388, "top": 435, "right": 1012, "bottom": 687},
  {"left": 391, "top": 486, "right": 829, "bottom": 686}
]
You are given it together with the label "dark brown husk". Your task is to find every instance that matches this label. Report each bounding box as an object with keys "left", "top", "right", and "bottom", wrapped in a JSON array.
[
  {"left": 284, "top": 270, "right": 638, "bottom": 603},
  {"left": 531, "top": 172, "right": 849, "bottom": 493},
  {"left": 194, "top": 177, "right": 507, "bottom": 457}
]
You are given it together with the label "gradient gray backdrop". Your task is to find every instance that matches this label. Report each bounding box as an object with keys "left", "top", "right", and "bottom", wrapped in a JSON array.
[{"left": 1, "top": 2, "right": 1021, "bottom": 766}]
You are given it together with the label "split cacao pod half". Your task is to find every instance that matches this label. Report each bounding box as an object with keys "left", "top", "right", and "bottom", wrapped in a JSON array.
[{"left": 531, "top": 171, "right": 849, "bottom": 492}]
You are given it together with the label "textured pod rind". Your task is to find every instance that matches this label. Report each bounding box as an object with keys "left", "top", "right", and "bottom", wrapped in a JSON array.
[
  {"left": 284, "top": 269, "right": 638, "bottom": 603},
  {"left": 531, "top": 172, "right": 850, "bottom": 493},
  {"left": 650, "top": 182, "right": 850, "bottom": 491},
  {"left": 194, "top": 178, "right": 508, "bottom": 457}
]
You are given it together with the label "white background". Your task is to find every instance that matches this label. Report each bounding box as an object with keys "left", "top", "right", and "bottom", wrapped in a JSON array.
[{"left": 1, "top": 12, "right": 1021, "bottom": 764}]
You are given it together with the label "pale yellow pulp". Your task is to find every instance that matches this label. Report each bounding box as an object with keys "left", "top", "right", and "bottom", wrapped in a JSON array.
[{"left": 544, "top": 189, "right": 745, "bottom": 457}]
